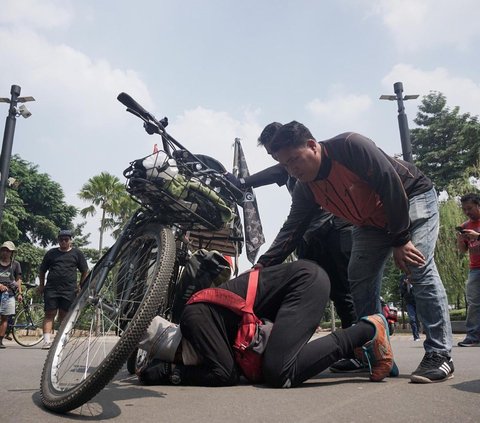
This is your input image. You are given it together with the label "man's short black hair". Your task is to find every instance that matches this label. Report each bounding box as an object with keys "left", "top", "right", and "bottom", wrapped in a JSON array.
[
  {"left": 268, "top": 121, "right": 314, "bottom": 154},
  {"left": 460, "top": 192, "right": 480, "bottom": 205},
  {"left": 258, "top": 122, "right": 282, "bottom": 147}
]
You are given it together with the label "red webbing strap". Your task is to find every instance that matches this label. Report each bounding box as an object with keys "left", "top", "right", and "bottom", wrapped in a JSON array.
[
  {"left": 244, "top": 269, "right": 259, "bottom": 313},
  {"left": 186, "top": 269, "right": 261, "bottom": 351},
  {"left": 187, "top": 287, "right": 246, "bottom": 315},
  {"left": 186, "top": 269, "right": 260, "bottom": 314}
]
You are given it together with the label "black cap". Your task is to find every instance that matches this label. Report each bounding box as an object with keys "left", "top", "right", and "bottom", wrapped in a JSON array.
[{"left": 58, "top": 229, "right": 73, "bottom": 238}]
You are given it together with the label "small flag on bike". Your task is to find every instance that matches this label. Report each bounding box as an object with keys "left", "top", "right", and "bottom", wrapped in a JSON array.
[{"left": 232, "top": 138, "right": 265, "bottom": 264}]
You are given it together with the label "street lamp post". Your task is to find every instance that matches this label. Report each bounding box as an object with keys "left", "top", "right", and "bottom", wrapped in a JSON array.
[
  {"left": 0, "top": 84, "right": 35, "bottom": 229},
  {"left": 380, "top": 81, "right": 419, "bottom": 163}
]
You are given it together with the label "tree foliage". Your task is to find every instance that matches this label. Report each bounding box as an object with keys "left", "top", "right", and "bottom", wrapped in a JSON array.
[
  {"left": 78, "top": 172, "right": 133, "bottom": 251},
  {"left": 435, "top": 198, "right": 470, "bottom": 308},
  {"left": 15, "top": 242, "right": 46, "bottom": 284},
  {"left": 4, "top": 155, "right": 77, "bottom": 246},
  {"left": 410, "top": 92, "right": 480, "bottom": 192}
]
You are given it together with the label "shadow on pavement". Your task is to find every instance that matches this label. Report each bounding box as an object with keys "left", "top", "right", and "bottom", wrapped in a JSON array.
[
  {"left": 451, "top": 379, "right": 480, "bottom": 394},
  {"left": 31, "top": 374, "right": 167, "bottom": 420}
]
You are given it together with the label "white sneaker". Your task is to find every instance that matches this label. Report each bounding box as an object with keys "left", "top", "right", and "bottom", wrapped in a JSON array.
[{"left": 41, "top": 342, "right": 52, "bottom": 350}]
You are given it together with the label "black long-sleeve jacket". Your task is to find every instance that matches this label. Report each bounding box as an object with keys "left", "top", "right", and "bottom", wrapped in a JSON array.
[{"left": 257, "top": 132, "right": 432, "bottom": 267}]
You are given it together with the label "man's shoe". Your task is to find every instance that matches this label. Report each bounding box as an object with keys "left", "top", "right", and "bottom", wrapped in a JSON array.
[
  {"left": 329, "top": 358, "right": 369, "bottom": 373},
  {"left": 359, "top": 314, "right": 397, "bottom": 382},
  {"left": 41, "top": 342, "right": 52, "bottom": 350},
  {"left": 136, "top": 359, "right": 172, "bottom": 385},
  {"left": 410, "top": 352, "right": 454, "bottom": 383},
  {"left": 457, "top": 339, "right": 480, "bottom": 347},
  {"left": 0, "top": 342, "right": 5, "bottom": 349}
]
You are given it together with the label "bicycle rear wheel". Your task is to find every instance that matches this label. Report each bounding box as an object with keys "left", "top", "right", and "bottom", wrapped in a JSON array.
[
  {"left": 12, "top": 303, "right": 45, "bottom": 347},
  {"left": 40, "top": 223, "right": 175, "bottom": 413}
]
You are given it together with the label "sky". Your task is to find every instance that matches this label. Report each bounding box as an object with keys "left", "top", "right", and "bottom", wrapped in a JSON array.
[{"left": 1, "top": 0, "right": 480, "bottom": 271}]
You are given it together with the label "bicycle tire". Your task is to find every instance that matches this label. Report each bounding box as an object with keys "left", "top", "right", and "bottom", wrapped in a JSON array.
[
  {"left": 12, "top": 303, "right": 45, "bottom": 347},
  {"left": 40, "top": 223, "right": 175, "bottom": 413}
]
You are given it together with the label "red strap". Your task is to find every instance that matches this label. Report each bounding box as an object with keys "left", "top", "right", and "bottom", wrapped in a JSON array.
[
  {"left": 244, "top": 269, "right": 259, "bottom": 313},
  {"left": 186, "top": 269, "right": 261, "bottom": 352},
  {"left": 186, "top": 269, "right": 259, "bottom": 314},
  {"left": 187, "top": 288, "right": 246, "bottom": 315}
]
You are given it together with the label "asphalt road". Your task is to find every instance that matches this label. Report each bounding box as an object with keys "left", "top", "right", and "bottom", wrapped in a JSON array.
[{"left": 2, "top": 332, "right": 479, "bottom": 423}]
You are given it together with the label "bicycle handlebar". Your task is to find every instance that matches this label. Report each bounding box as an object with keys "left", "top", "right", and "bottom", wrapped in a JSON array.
[{"left": 118, "top": 92, "right": 245, "bottom": 206}]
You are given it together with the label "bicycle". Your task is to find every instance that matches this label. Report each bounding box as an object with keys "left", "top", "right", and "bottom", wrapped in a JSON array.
[
  {"left": 6, "top": 282, "right": 44, "bottom": 347},
  {"left": 40, "top": 92, "right": 245, "bottom": 413}
]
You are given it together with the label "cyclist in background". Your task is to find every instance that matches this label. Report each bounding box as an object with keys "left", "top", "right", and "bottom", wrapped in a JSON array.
[{"left": 0, "top": 241, "right": 22, "bottom": 349}]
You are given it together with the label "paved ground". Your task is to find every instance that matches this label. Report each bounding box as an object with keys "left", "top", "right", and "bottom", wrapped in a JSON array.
[{"left": 2, "top": 332, "right": 479, "bottom": 423}]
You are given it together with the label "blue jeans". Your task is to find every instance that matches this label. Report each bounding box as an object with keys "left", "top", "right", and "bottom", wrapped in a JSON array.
[
  {"left": 406, "top": 302, "right": 420, "bottom": 339},
  {"left": 465, "top": 268, "right": 480, "bottom": 342},
  {"left": 349, "top": 187, "right": 452, "bottom": 354}
]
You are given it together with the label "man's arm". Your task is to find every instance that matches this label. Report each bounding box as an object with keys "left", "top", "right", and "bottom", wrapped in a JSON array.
[
  {"left": 14, "top": 261, "right": 23, "bottom": 300},
  {"left": 37, "top": 271, "right": 46, "bottom": 295},
  {"left": 256, "top": 184, "right": 317, "bottom": 267},
  {"left": 225, "top": 164, "right": 289, "bottom": 190},
  {"left": 337, "top": 133, "right": 413, "bottom": 246},
  {"left": 76, "top": 249, "right": 89, "bottom": 288},
  {"left": 244, "top": 164, "right": 289, "bottom": 188}
]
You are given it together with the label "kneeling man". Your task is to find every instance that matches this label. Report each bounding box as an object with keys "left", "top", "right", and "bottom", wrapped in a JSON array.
[{"left": 137, "top": 260, "right": 397, "bottom": 387}]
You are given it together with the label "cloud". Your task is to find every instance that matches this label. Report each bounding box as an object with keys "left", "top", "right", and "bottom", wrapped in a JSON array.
[
  {"left": 306, "top": 93, "right": 372, "bottom": 123},
  {"left": 369, "top": 0, "right": 480, "bottom": 52},
  {"left": 304, "top": 86, "right": 374, "bottom": 137},
  {"left": 172, "top": 106, "right": 265, "bottom": 172},
  {"left": 382, "top": 64, "right": 480, "bottom": 115},
  {"left": 0, "top": 0, "right": 72, "bottom": 29},
  {"left": 0, "top": 27, "right": 152, "bottom": 130}
]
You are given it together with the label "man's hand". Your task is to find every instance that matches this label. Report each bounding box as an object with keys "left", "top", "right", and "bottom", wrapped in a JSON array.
[
  {"left": 0, "top": 283, "right": 7, "bottom": 293},
  {"left": 393, "top": 241, "right": 425, "bottom": 274},
  {"left": 462, "top": 228, "right": 480, "bottom": 242}
]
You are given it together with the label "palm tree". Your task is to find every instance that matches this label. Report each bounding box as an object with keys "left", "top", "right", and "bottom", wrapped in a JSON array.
[
  {"left": 103, "top": 194, "right": 139, "bottom": 239},
  {"left": 78, "top": 172, "right": 125, "bottom": 252}
]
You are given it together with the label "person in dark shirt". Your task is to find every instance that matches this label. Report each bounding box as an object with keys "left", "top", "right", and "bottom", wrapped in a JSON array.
[
  {"left": 38, "top": 230, "right": 89, "bottom": 349},
  {"left": 256, "top": 121, "right": 453, "bottom": 384},
  {"left": 136, "top": 260, "right": 397, "bottom": 387},
  {"left": 226, "top": 123, "right": 356, "bottom": 329}
]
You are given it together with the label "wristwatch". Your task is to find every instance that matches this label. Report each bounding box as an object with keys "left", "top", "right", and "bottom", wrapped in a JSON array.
[{"left": 170, "top": 367, "right": 182, "bottom": 385}]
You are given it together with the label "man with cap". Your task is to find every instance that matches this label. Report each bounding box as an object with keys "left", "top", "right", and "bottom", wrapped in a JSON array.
[
  {"left": 0, "top": 241, "right": 22, "bottom": 348},
  {"left": 38, "top": 230, "right": 89, "bottom": 349},
  {"left": 136, "top": 260, "right": 398, "bottom": 387}
]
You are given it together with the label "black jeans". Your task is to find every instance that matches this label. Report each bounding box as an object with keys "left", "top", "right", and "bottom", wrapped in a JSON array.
[
  {"left": 179, "top": 260, "right": 368, "bottom": 387},
  {"left": 298, "top": 219, "right": 357, "bottom": 328}
]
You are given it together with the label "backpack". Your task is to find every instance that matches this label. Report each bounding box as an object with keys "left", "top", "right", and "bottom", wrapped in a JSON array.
[
  {"left": 186, "top": 269, "right": 272, "bottom": 383},
  {"left": 171, "top": 249, "right": 232, "bottom": 323}
]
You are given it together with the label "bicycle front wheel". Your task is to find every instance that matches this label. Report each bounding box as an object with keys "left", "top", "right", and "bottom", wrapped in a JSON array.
[
  {"left": 12, "top": 303, "right": 45, "bottom": 347},
  {"left": 40, "top": 223, "right": 175, "bottom": 413}
]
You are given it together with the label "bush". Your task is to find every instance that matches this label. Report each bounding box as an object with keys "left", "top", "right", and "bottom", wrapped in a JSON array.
[{"left": 449, "top": 308, "right": 467, "bottom": 321}]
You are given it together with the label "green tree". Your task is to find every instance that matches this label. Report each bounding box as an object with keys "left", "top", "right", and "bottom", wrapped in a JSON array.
[
  {"left": 411, "top": 92, "right": 480, "bottom": 192},
  {"left": 103, "top": 194, "right": 139, "bottom": 239},
  {"left": 15, "top": 242, "right": 45, "bottom": 284},
  {"left": 5, "top": 155, "right": 77, "bottom": 246},
  {"left": 78, "top": 172, "right": 126, "bottom": 251},
  {"left": 435, "top": 197, "right": 470, "bottom": 308},
  {"left": 1, "top": 188, "right": 28, "bottom": 242}
]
